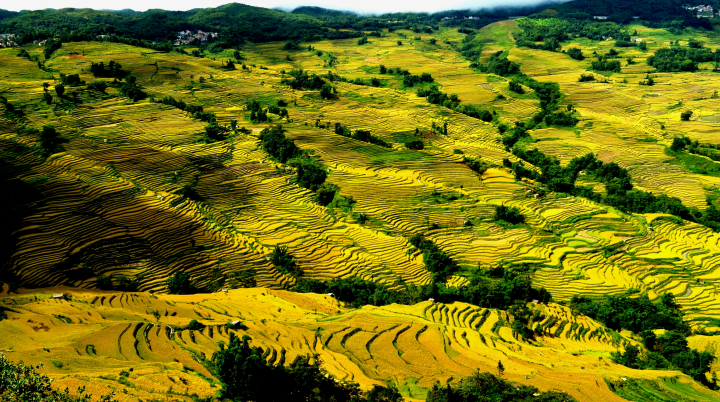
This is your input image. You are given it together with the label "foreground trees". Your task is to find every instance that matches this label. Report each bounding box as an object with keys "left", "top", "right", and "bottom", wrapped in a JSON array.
[{"left": 211, "top": 333, "right": 401, "bottom": 401}]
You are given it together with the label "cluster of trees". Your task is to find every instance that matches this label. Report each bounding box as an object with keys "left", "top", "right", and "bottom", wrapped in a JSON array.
[
  {"left": 38, "top": 125, "right": 67, "bottom": 157},
  {"left": 270, "top": 245, "right": 303, "bottom": 277},
  {"left": 208, "top": 333, "right": 403, "bottom": 401},
  {"left": 295, "top": 265, "right": 551, "bottom": 311},
  {"left": 292, "top": 157, "right": 329, "bottom": 190},
  {"left": 402, "top": 72, "right": 434, "bottom": 88},
  {"left": 89, "top": 60, "right": 124, "bottom": 78},
  {"left": 154, "top": 96, "right": 227, "bottom": 140},
  {"left": 426, "top": 371, "right": 577, "bottom": 402},
  {"left": 471, "top": 52, "right": 575, "bottom": 139},
  {"left": 404, "top": 139, "right": 424, "bottom": 150},
  {"left": 0, "top": 4, "right": 367, "bottom": 47},
  {"left": 571, "top": 293, "right": 688, "bottom": 334},
  {"left": 571, "top": 294, "right": 714, "bottom": 383},
  {"left": 542, "top": 0, "right": 712, "bottom": 30},
  {"left": 409, "top": 233, "right": 460, "bottom": 283},
  {"left": 509, "top": 148, "right": 707, "bottom": 222},
  {"left": 493, "top": 205, "right": 525, "bottom": 225},
  {"left": 672, "top": 135, "right": 720, "bottom": 164},
  {"left": 614, "top": 332, "right": 715, "bottom": 384},
  {"left": 464, "top": 157, "right": 490, "bottom": 175},
  {"left": 259, "top": 125, "right": 340, "bottom": 206},
  {"left": 281, "top": 69, "right": 335, "bottom": 99},
  {"left": 111, "top": 76, "right": 147, "bottom": 102},
  {"left": 97, "top": 274, "right": 142, "bottom": 292},
  {"left": 59, "top": 73, "right": 84, "bottom": 87},
  {"left": 166, "top": 271, "right": 197, "bottom": 294},
  {"left": 321, "top": 71, "right": 380, "bottom": 88},
  {"left": 514, "top": 18, "right": 626, "bottom": 50},
  {"left": 566, "top": 47, "right": 585, "bottom": 61},
  {"left": 591, "top": 57, "right": 622, "bottom": 72},
  {"left": 44, "top": 39, "right": 61, "bottom": 59},
  {"left": 333, "top": 123, "right": 392, "bottom": 148},
  {"left": 508, "top": 78, "right": 525, "bottom": 94},
  {"left": 416, "top": 86, "right": 494, "bottom": 122},
  {"left": 647, "top": 45, "right": 718, "bottom": 72},
  {"left": 259, "top": 124, "right": 301, "bottom": 163},
  {"left": 0, "top": 96, "right": 22, "bottom": 118},
  {"left": 155, "top": 95, "right": 206, "bottom": 116},
  {"left": 247, "top": 99, "right": 289, "bottom": 122},
  {"left": 0, "top": 354, "right": 117, "bottom": 401}
]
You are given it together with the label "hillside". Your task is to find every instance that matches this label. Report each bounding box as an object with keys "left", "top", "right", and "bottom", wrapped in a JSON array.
[
  {"left": 2, "top": 285, "right": 718, "bottom": 401},
  {"left": 3, "top": 1, "right": 720, "bottom": 400}
]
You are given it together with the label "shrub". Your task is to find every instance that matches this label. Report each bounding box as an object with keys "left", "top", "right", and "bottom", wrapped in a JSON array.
[
  {"left": 681, "top": 110, "right": 693, "bottom": 121},
  {"left": 493, "top": 205, "right": 525, "bottom": 225},
  {"left": 566, "top": 47, "right": 585, "bottom": 60},
  {"left": 320, "top": 83, "right": 335, "bottom": 99},
  {"left": 187, "top": 319, "right": 205, "bottom": 330},
  {"left": 258, "top": 125, "right": 300, "bottom": 163},
  {"left": 293, "top": 157, "right": 327, "bottom": 190},
  {"left": 405, "top": 140, "right": 424, "bottom": 150},
  {"left": 270, "top": 246, "right": 302, "bottom": 277},
  {"left": 426, "top": 371, "right": 577, "bottom": 402},
  {"left": 317, "top": 183, "right": 338, "bottom": 206},
  {"left": 0, "top": 354, "right": 114, "bottom": 401},
  {"left": 167, "top": 271, "right": 195, "bottom": 295},
  {"left": 508, "top": 78, "right": 524, "bottom": 94},
  {"left": 211, "top": 334, "right": 399, "bottom": 401},
  {"left": 39, "top": 125, "right": 67, "bottom": 156}
]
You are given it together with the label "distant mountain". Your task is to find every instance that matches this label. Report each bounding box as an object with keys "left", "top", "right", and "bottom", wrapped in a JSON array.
[
  {"left": 537, "top": 0, "right": 715, "bottom": 28},
  {"left": 291, "top": 6, "right": 359, "bottom": 18},
  {"left": 0, "top": 9, "right": 18, "bottom": 22}
]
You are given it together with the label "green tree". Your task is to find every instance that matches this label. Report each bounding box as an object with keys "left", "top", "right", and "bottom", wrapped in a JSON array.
[
  {"left": 320, "top": 83, "right": 335, "bottom": 99},
  {"left": 270, "top": 245, "right": 302, "bottom": 277},
  {"left": 681, "top": 110, "right": 693, "bottom": 121},
  {"left": 317, "top": 183, "right": 338, "bottom": 206},
  {"left": 43, "top": 92, "right": 53, "bottom": 105},
  {"left": 39, "top": 125, "right": 66, "bottom": 156},
  {"left": 211, "top": 334, "right": 372, "bottom": 401},
  {"left": 258, "top": 125, "right": 300, "bottom": 163},
  {"left": 0, "top": 354, "right": 116, "bottom": 401},
  {"left": 167, "top": 271, "right": 194, "bottom": 294},
  {"left": 493, "top": 205, "right": 525, "bottom": 225},
  {"left": 508, "top": 78, "right": 524, "bottom": 94},
  {"left": 566, "top": 47, "right": 585, "bottom": 60},
  {"left": 426, "top": 371, "right": 577, "bottom": 402},
  {"left": 405, "top": 140, "right": 424, "bottom": 150},
  {"left": 55, "top": 84, "right": 65, "bottom": 97},
  {"left": 294, "top": 157, "right": 327, "bottom": 190}
]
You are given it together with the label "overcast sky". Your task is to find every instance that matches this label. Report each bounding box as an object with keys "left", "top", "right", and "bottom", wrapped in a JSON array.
[{"left": 3, "top": 0, "right": 559, "bottom": 14}]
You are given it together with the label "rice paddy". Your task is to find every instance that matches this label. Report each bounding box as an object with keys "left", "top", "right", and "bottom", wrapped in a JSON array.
[
  {"left": 1, "top": 286, "right": 718, "bottom": 401},
  {"left": 4, "top": 18, "right": 720, "bottom": 400}
]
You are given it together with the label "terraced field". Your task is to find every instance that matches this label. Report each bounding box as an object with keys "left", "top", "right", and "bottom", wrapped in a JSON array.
[
  {"left": 1, "top": 286, "right": 718, "bottom": 401},
  {"left": 4, "top": 22, "right": 720, "bottom": 327},
  {"left": 5, "top": 15, "right": 720, "bottom": 400}
]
